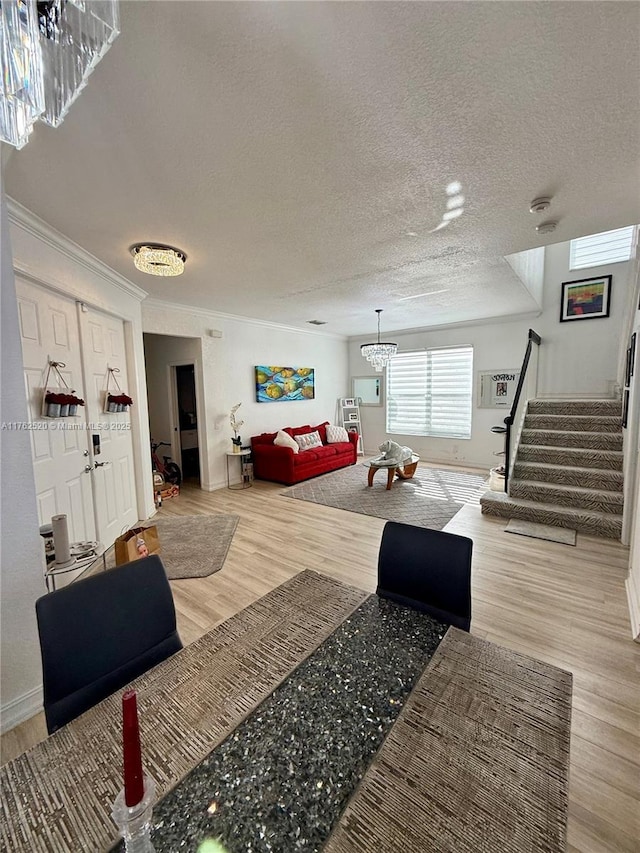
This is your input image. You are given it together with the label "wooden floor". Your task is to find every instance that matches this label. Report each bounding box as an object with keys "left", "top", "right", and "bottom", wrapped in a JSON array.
[{"left": 2, "top": 470, "right": 639, "bottom": 851}]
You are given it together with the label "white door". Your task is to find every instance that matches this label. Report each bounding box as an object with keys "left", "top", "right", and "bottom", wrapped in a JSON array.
[
  {"left": 79, "top": 305, "right": 138, "bottom": 545},
  {"left": 16, "top": 279, "right": 96, "bottom": 544}
]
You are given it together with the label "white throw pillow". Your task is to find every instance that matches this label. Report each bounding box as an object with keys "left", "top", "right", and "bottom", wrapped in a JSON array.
[
  {"left": 326, "top": 424, "right": 350, "bottom": 444},
  {"left": 294, "top": 430, "right": 323, "bottom": 451},
  {"left": 274, "top": 430, "right": 299, "bottom": 453}
]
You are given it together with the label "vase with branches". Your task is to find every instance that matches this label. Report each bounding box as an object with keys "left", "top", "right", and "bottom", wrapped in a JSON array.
[{"left": 230, "top": 403, "right": 244, "bottom": 452}]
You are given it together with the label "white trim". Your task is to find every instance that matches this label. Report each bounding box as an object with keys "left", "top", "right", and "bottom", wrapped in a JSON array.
[
  {"left": 1, "top": 683, "right": 43, "bottom": 734},
  {"left": 143, "top": 297, "right": 348, "bottom": 340},
  {"left": 625, "top": 571, "right": 640, "bottom": 642},
  {"left": 7, "top": 197, "right": 148, "bottom": 302}
]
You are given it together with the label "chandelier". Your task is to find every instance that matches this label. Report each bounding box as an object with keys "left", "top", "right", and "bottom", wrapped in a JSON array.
[
  {"left": 360, "top": 309, "right": 397, "bottom": 372},
  {"left": 0, "top": 0, "right": 120, "bottom": 150},
  {"left": 131, "top": 244, "right": 187, "bottom": 277}
]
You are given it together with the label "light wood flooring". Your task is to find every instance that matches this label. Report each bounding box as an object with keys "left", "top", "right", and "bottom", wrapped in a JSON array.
[{"left": 2, "top": 468, "right": 639, "bottom": 851}]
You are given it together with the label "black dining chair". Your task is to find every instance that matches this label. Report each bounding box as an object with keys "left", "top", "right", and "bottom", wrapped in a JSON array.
[
  {"left": 376, "top": 521, "right": 473, "bottom": 631},
  {"left": 36, "top": 555, "right": 183, "bottom": 734}
]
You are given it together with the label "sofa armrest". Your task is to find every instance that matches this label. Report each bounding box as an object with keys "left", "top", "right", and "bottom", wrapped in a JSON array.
[
  {"left": 251, "top": 442, "right": 296, "bottom": 481},
  {"left": 347, "top": 431, "right": 359, "bottom": 451}
]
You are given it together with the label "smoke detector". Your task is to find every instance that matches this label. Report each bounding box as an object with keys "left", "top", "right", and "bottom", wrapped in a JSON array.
[
  {"left": 529, "top": 197, "right": 552, "bottom": 214},
  {"left": 536, "top": 221, "right": 558, "bottom": 234}
]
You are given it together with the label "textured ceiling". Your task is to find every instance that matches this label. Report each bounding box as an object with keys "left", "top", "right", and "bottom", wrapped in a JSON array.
[{"left": 4, "top": 1, "right": 639, "bottom": 337}]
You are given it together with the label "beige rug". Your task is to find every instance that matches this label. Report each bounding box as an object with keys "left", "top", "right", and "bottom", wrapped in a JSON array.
[
  {"left": 283, "top": 463, "right": 487, "bottom": 530},
  {"left": 148, "top": 514, "right": 240, "bottom": 579},
  {"left": 505, "top": 518, "right": 577, "bottom": 546}
]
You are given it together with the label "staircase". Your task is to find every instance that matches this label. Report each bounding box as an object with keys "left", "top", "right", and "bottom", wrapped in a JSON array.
[{"left": 480, "top": 399, "right": 624, "bottom": 539}]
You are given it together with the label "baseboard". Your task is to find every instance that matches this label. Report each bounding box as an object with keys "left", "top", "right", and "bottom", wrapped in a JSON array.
[
  {"left": 200, "top": 479, "right": 225, "bottom": 492},
  {"left": 625, "top": 572, "right": 640, "bottom": 642},
  {"left": 1, "top": 683, "right": 43, "bottom": 734}
]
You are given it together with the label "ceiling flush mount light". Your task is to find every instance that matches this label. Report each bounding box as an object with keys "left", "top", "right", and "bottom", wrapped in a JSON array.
[
  {"left": 361, "top": 309, "right": 397, "bottom": 373},
  {"left": 131, "top": 244, "right": 187, "bottom": 277},
  {"left": 536, "top": 221, "right": 558, "bottom": 235},
  {"left": 0, "top": 0, "right": 119, "bottom": 149}
]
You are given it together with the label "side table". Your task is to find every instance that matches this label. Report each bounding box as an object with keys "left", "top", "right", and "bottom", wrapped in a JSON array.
[{"left": 226, "top": 449, "right": 253, "bottom": 490}]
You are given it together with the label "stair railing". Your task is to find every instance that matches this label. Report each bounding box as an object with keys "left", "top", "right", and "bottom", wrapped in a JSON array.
[{"left": 503, "top": 329, "right": 542, "bottom": 492}]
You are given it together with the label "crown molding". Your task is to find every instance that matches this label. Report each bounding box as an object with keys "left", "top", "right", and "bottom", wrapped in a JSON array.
[
  {"left": 7, "top": 197, "right": 148, "bottom": 302},
  {"left": 142, "top": 297, "right": 348, "bottom": 340}
]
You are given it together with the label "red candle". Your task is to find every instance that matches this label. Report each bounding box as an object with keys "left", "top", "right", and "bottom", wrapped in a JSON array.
[{"left": 122, "top": 689, "right": 145, "bottom": 807}]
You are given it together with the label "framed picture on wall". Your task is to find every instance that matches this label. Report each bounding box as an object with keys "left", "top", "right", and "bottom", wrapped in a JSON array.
[
  {"left": 625, "top": 348, "right": 633, "bottom": 388},
  {"left": 560, "top": 275, "right": 612, "bottom": 322},
  {"left": 631, "top": 333, "right": 636, "bottom": 378},
  {"left": 623, "top": 389, "right": 630, "bottom": 429}
]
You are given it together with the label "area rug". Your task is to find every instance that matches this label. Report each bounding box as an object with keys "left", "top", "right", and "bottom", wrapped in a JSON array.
[
  {"left": 282, "top": 464, "right": 487, "bottom": 530},
  {"left": 147, "top": 514, "right": 239, "bottom": 579},
  {"left": 505, "top": 518, "right": 577, "bottom": 546}
]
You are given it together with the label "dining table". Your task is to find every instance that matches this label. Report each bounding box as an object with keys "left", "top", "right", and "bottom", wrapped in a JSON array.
[{"left": 0, "top": 570, "right": 572, "bottom": 853}]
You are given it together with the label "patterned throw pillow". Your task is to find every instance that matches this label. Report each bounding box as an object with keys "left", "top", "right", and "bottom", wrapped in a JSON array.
[
  {"left": 294, "top": 430, "right": 323, "bottom": 451},
  {"left": 326, "top": 424, "right": 350, "bottom": 444},
  {"left": 274, "top": 430, "right": 299, "bottom": 453}
]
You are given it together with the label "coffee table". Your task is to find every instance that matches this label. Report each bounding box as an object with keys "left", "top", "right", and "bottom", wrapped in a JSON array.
[{"left": 363, "top": 454, "right": 420, "bottom": 490}]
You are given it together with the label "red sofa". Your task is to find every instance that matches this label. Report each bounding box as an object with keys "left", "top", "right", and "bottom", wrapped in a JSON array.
[{"left": 251, "top": 421, "right": 358, "bottom": 485}]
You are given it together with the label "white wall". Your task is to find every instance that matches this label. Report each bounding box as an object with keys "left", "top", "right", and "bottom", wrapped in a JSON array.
[
  {"left": 349, "top": 242, "right": 633, "bottom": 468},
  {"left": 0, "top": 194, "right": 48, "bottom": 732},
  {"left": 537, "top": 242, "right": 631, "bottom": 398},
  {"left": 142, "top": 300, "right": 350, "bottom": 491}
]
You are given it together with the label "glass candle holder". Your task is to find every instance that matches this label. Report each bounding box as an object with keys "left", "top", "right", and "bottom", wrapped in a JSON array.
[{"left": 111, "top": 774, "right": 157, "bottom": 853}]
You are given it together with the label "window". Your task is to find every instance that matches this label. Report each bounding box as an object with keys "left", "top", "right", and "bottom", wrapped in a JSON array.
[
  {"left": 386, "top": 346, "right": 473, "bottom": 439},
  {"left": 569, "top": 226, "right": 635, "bottom": 271}
]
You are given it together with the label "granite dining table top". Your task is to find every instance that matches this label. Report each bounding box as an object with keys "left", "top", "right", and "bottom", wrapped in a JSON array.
[{"left": 1, "top": 570, "right": 572, "bottom": 853}]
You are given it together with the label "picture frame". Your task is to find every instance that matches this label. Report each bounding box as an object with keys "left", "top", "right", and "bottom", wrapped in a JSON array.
[
  {"left": 622, "top": 389, "right": 629, "bottom": 429},
  {"left": 560, "top": 275, "right": 611, "bottom": 322},
  {"left": 625, "top": 347, "right": 633, "bottom": 388},
  {"left": 342, "top": 398, "right": 355, "bottom": 407},
  {"left": 631, "top": 333, "right": 636, "bottom": 378},
  {"left": 348, "top": 412, "right": 359, "bottom": 421},
  {"left": 477, "top": 369, "right": 520, "bottom": 409}
]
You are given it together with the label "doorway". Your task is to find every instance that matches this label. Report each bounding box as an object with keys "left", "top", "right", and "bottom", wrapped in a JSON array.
[
  {"left": 174, "top": 364, "right": 201, "bottom": 483},
  {"left": 143, "top": 333, "right": 203, "bottom": 489}
]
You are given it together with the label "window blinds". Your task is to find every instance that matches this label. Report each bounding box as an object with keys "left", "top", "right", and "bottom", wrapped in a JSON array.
[
  {"left": 387, "top": 346, "right": 473, "bottom": 439},
  {"left": 569, "top": 226, "right": 635, "bottom": 271}
]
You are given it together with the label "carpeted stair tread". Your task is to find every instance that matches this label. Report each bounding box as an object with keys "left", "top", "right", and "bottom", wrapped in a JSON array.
[
  {"left": 524, "top": 414, "right": 622, "bottom": 432},
  {"left": 480, "top": 491, "right": 622, "bottom": 538},
  {"left": 508, "top": 479, "right": 624, "bottom": 514},
  {"left": 517, "top": 445, "right": 623, "bottom": 470},
  {"left": 527, "top": 400, "right": 622, "bottom": 416},
  {"left": 512, "top": 461, "right": 624, "bottom": 490},
  {"left": 520, "top": 429, "right": 622, "bottom": 450}
]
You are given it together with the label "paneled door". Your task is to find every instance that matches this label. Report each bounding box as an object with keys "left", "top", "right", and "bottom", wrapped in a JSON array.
[
  {"left": 78, "top": 305, "right": 138, "bottom": 546},
  {"left": 16, "top": 280, "right": 139, "bottom": 553},
  {"left": 16, "top": 279, "right": 96, "bottom": 544}
]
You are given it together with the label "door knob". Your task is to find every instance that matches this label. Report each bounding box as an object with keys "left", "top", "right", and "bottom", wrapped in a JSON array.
[
  {"left": 94, "top": 461, "right": 106, "bottom": 468},
  {"left": 84, "top": 465, "right": 93, "bottom": 473}
]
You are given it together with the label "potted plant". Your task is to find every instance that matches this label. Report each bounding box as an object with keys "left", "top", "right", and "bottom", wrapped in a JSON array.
[
  {"left": 107, "top": 393, "right": 134, "bottom": 413},
  {"left": 45, "top": 391, "right": 85, "bottom": 418},
  {"left": 230, "top": 403, "right": 244, "bottom": 453}
]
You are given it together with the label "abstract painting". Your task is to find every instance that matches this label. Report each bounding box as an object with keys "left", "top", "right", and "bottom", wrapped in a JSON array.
[{"left": 255, "top": 366, "right": 315, "bottom": 402}]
